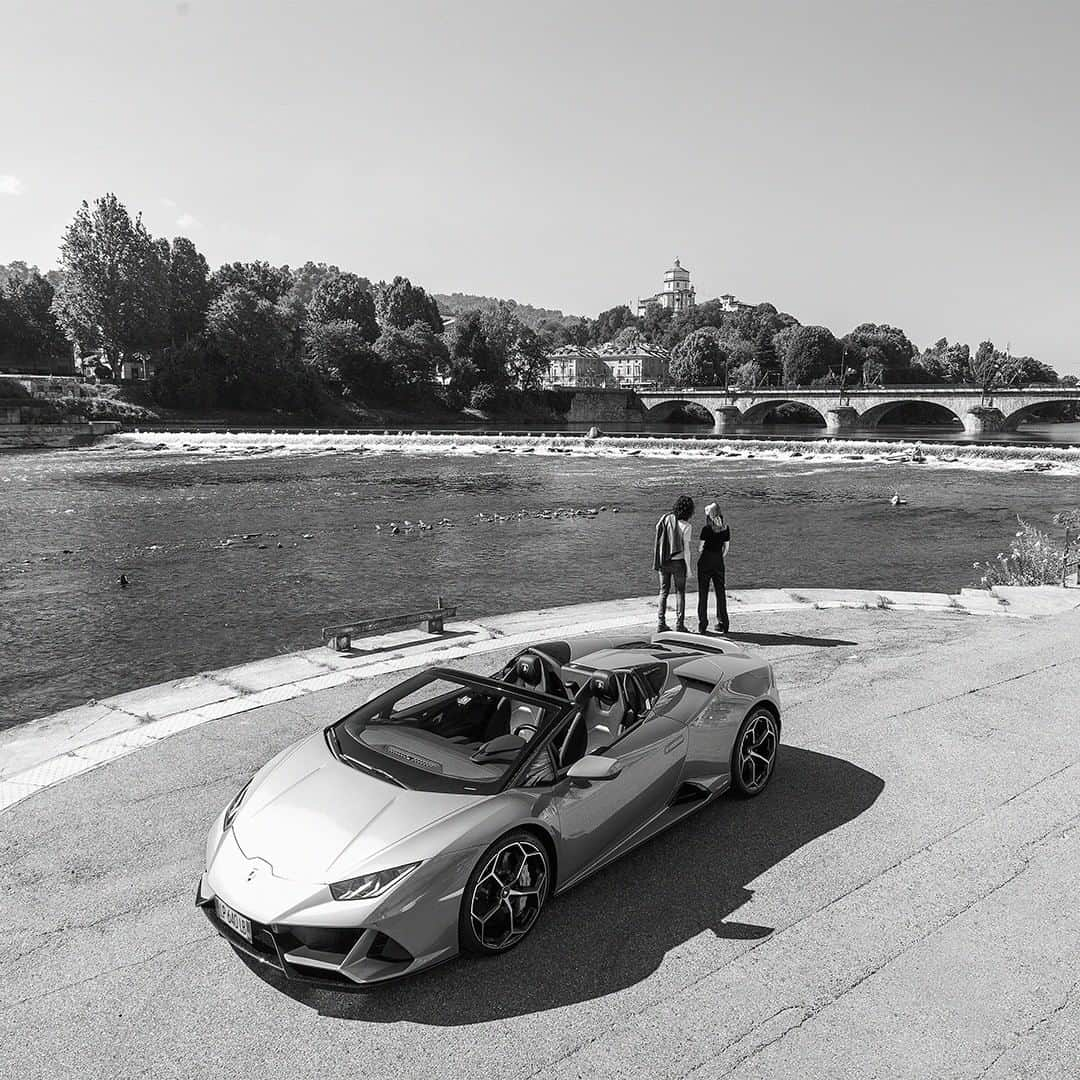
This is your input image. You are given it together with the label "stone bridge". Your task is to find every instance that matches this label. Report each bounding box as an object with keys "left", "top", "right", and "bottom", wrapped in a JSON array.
[{"left": 635, "top": 386, "right": 1080, "bottom": 434}]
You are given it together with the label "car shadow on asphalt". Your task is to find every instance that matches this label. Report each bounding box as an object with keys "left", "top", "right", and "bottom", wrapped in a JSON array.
[
  {"left": 243, "top": 746, "right": 883, "bottom": 1023},
  {"left": 722, "top": 632, "right": 857, "bottom": 648}
]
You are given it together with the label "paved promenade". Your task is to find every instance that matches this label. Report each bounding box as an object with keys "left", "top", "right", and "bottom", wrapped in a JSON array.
[{"left": 2, "top": 593, "right": 1079, "bottom": 1079}]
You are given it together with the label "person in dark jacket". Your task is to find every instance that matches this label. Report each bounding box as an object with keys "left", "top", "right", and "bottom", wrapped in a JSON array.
[
  {"left": 653, "top": 495, "right": 695, "bottom": 632},
  {"left": 697, "top": 501, "right": 731, "bottom": 634}
]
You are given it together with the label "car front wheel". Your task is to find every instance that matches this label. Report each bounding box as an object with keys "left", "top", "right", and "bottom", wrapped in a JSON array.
[
  {"left": 460, "top": 831, "right": 551, "bottom": 954},
  {"left": 731, "top": 709, "right": 779, "bottom": 797}
]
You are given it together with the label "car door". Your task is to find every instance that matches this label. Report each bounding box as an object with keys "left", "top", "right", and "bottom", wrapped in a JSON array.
[{"left": 548, "top": 689, "right": 687, "bottom": 885}]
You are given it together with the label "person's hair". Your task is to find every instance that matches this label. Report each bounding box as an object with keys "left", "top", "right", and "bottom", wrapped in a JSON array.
[
  {"left": 706, "top": 501, "right": 724, "bottom": 525},
  {"left": 672, "top": 495, "right": 695, "bottom": 521}
]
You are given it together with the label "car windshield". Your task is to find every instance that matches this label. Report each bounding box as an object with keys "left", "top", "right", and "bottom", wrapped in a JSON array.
[{"left": 332, "top": 670, "right": 561, "bottom": 794}]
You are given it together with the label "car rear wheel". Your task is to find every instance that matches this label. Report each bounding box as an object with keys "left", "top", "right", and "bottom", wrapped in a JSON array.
[
  {"left": 459, "top": 831, "right": 550, "bottom": 955},
  {"left": 731, "top": 709, "right": 779, "bottom": 797}
]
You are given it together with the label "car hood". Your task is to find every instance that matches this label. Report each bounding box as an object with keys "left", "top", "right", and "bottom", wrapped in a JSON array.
[{"left": 232, "top": 731, "right": 481, "bottom": 882}]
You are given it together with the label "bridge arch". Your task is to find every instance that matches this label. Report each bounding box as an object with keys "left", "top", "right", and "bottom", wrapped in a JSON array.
[
  {"left": 643, "top": 399, "right": 721, "bottom": 426},
  {"left": 1003, "top": 400, "right": 1080, "bottom": 432},
  {"left": 740, "top": 398, "right": 826, "bottom": 427},
  {"left": 859, "top": 399, "right": 963, "bottom": 429}
]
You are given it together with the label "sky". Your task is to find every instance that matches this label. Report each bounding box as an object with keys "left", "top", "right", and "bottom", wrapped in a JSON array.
[{"left": 2, "top": 0, "right": 1079, "bottom": 372}]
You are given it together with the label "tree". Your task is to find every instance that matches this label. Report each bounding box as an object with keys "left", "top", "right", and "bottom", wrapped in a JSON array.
[
  {"left": 305, "top": 318, "right": 389, "bottom": 398},
  {"left": 970, "top": 340, "right": 1001, "bottom": 390},
  {"left": 669, "top": 328, "right": 727, "bottom": 386},
  {"left": 287, "top": 261, "right": 370, "bottom": 308},
  {"left": 374, "top": 276, "right": 443, "bottom": 333},
  {"left": 307, "top": 272, "right": 378, "bottom": 342},
  {"left": 373, "top": 320, "right": 447, "bottom": 390},
  {"left": 641, "top": 302, "right": 673, "bottom": 343},
  {"left": 916, "top": 338, "right": 970, "bottom": 383},
  {"left": 589, "top": 304, "right": 636, "bottom": 344},
  {"left": 610, "top": 326, "right": 649, "bottom": 352},
  {"left": 0, "top": 271, "right": 68, "bottom": 367},
  {"left": 842, "top": 324, "right": 916, "bottom": 375},
  {"left": 773, "top": 325, "right": 842, "bottom": 385},
  {"left": 207, "top": 285, "right": 291, "bottom": 376},
  {"left": 52, "top": 193, "right": 167, "bottom": 373},
  {"left": 209, "top": 261, "right": 293, "bottom": 303},
  {"left": 167, "top": 237, "right": 211, "bottom": 346}
]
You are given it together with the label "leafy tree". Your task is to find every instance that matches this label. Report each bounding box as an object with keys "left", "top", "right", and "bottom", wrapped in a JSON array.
[
  {"left": 305, "top": 318, "right": 389, "bottom": 398},
  {"left": 916, "top": 338, "right": 970, "bottom": 383},
  {"left": 307, "top": 272, "right": 378, "bottom": 342},
  {"left": 207, "top": 285, "right": 291, "bottom": 382},
  {"left": 210, "top": 261, "right": 294, "bottom": 303},
  {"left": 373, "top": 320, "right": 447, "bottom": 390},
  {"left": 374, "top": 276, "right": 443, "bottom": 333},
  {"left": 670, "top": 327, "right": 727, "bottom": 386},
  {"left": 609, "top": 326, "right": 649, "bottom": 351},
  {"left": 842, "top": 323, "right": 916, "bottom": 374},
  {"left": 970, "top": 340, "right": 1001, "bottom": 390},
  {"left": 167, "top": 237, "right": 211, "bottom": 346},
  {"left": 773, "top": 325, "right": 842, "bottom": 385},
  {"left": 589, "top": 304, "right": 636, "bottom": 344},
  {"left": 998, "top": 352, "right": 1059, "bottom": 386},
  {"left": 287, "top": 262, "right": 370, "bottom": 308},
  {"left": 470, "top": 383, "right": 497, "bottom": 411},
  {"left": 0, "top": 261, "right": 41, "bottom": 289},
  {"left": 641, "top": 302, "right": 673, "bottom": 343},
  {"left": 0, "top": 271, "right": 69, "bottom": 367},
  {"left": 535, "top": 316, "right": 589, "bottom": 350},
  {"left": 730, "top": 359, "right": 765, "bottom": 388},
  {"left": 52, "top": 193, "right": 167, "bottom": 373}
]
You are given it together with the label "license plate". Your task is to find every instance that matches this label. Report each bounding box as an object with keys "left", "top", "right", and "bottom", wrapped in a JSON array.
[{"left": 215, "top": 897, "right": 252, "bottom": 943}]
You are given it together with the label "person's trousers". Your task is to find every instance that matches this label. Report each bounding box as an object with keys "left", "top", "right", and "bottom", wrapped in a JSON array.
[
  {"left": 697, "top": 561, "right": 729, "bottom": 633},
  {"left": 657, "top": 559, "right": 687, "bottom": 627}
]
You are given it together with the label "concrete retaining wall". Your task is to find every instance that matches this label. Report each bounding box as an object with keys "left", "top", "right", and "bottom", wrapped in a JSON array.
[{"left": 568, "top": 388, "right": 645, "bottom": 424}]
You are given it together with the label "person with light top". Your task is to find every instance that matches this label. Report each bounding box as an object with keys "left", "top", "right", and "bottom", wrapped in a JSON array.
[
  {"left": 697, "top": 501, "right": 731, "bottom": 635},
  {"left": 653, "top": 494, "right": 695, "bottom": 633}
]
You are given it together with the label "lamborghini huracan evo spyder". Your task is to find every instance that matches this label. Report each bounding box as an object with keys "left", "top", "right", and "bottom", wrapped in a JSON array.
[{"left": 197, "top": 630, "right": 781, "bottom": 987}]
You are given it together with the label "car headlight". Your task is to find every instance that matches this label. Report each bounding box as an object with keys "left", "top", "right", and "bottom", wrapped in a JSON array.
[
  {"left": 330, "top": 862, "right": 420, "bottom": 901},
  {"left": 222, "top": 779, "right": 251, "bottom": 831}
]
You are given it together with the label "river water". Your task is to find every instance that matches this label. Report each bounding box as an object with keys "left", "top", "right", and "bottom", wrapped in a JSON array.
[{"left": 2, "top": 427, "right": 1079, "bottom": 729}]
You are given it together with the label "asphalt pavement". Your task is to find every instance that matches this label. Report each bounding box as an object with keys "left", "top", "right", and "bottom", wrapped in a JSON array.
[{"left": 2, "top": 604, "right": 1078, "bottom": 1080}]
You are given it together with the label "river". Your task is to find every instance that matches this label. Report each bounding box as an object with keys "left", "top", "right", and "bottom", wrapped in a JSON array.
[{"left": 2, "top": 427, "right": 1078, "bottom": 729}]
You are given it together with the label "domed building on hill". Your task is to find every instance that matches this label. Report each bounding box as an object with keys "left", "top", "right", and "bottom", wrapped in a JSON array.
[{"left": 637, "top": 258, "right": 695, "bottom": 317}]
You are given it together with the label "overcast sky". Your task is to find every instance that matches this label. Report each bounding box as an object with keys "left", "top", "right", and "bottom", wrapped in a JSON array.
[{"left": 2, "top": 0, "right": 1079, "bottom": 372}]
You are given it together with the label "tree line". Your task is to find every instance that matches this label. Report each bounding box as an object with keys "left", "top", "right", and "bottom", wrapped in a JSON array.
[
  {"left": 533, "top": 300, "right": 1070, "bottom": 389},
  {"left": 1, "top": 192, "right": 1071, "bottom": 421},
  {"left": 0, "top": 194, "right": 552, "bottom": 416}
]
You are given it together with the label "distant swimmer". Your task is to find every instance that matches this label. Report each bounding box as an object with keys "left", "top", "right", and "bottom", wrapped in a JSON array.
[
  {"left": 119, "top": 573, "right": 130, "bottom": 587},
  {"left": 890, "top": 493, "right": 907, "bottom": 506}
]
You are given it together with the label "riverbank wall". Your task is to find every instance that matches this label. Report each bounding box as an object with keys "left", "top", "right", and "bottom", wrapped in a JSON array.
[{"left": 3, "top": 584, "right": 1077, "bottom": 815}]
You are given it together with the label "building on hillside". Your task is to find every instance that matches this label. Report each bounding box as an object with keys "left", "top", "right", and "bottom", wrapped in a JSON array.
[
  {"left": 717, "top": 293, "right": 752, "bottom": 312},
  {"left": 637, "top": 258, "right": 695, "bottom": 317},
  {"left": 542, "top": 346, "right": 612, "bottom": 389},
  {"left": 593, "top": 339, "right": 670, "bottom": 389},
  {"left": 542, "top": 342, "right": 670, "bottom": 390}
]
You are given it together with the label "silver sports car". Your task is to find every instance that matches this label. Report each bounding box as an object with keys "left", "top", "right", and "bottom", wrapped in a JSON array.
[{"left": 197, "top": 630, "right": 781, "bottom": 987}]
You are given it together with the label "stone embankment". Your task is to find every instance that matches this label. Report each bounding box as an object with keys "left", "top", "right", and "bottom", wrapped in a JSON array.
[{"left": 2, "top": 585, "right": 1075, "bottom": 814}]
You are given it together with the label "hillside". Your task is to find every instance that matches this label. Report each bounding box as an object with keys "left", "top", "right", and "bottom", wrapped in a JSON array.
[{"left": 433, "top": 292, "right": 578, "bottom": 328}]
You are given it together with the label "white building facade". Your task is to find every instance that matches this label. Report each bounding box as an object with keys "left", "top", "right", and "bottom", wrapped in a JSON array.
[{"left": 637, "top": 258, "right": 696, "bottom": 317}]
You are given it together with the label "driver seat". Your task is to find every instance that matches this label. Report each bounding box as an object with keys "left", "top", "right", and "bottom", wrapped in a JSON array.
[{"left": 509, "top": 655, "right": 546, "bottom": 739}]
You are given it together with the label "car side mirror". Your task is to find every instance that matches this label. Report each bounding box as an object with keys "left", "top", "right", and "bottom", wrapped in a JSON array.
[
  {"left": 566, "top": 755, "right": 622, "bottom": 783},
  {"left": 471, "top": 733, "right": 526, "bottom": 763}
]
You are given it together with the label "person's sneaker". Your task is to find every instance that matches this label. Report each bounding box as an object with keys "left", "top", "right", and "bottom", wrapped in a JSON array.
[
  {"left": 657, "top": 622, "right": 670, "bottom": 633},
  {"left": 698, "top": 625, "right": 710, "bottom": 635},
  {"left": 676, "top": 622, "right": 689, "bottom": 633}
]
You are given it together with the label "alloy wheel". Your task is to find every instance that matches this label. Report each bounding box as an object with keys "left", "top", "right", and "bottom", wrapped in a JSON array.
[
  {"left": 469, "top": 839, "right": 549, "bottom": 950},
  {"left": 737, "top": 712, "right": 778, "bottom": 793}
]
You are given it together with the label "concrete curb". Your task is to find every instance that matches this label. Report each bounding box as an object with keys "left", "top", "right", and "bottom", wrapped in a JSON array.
[{"left": 2, "top": 585, "right": 1076, "bottom": 814}]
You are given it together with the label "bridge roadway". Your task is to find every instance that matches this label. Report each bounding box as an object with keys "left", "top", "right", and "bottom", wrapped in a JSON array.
[{"left": 636, "top": 386, "right": 1080, "bottom": 434}]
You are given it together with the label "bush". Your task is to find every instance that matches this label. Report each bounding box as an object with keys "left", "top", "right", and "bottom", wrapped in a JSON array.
[
  {"left": 470, "top": 383, "right": 497, "bottom": 411},
  {"left": 973, "top": 517, "right": 1065, "bottom": 587}
]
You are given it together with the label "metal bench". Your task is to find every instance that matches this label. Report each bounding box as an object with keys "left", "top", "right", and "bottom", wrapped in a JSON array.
[{"left": 321, "top": 598, "right": 457, "bottom": 652}]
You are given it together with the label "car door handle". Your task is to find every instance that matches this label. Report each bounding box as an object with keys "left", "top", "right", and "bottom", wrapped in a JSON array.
[{"left": 664, "top": 736, "right": 683, "bottom": 754}]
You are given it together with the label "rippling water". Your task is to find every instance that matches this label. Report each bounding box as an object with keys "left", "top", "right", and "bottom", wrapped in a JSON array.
[{"left": 2, "top": 431, "right": 1077, "bottom": 728}]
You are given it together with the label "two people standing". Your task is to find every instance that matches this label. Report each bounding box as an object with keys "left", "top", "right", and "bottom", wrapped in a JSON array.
[{"left": 652, "top": 495, "right": 731, "bottom": 634}]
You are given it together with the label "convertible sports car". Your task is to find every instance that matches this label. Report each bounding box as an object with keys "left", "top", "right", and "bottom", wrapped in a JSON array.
[{"left": 197, "top": 630, "right": 781, "bottom": 987}]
